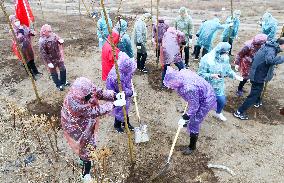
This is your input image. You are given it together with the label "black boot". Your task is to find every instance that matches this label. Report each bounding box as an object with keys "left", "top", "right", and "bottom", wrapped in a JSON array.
[
  {"left": 194, "top": 45, "right": 201, "bottom": 59},
  {"left": 51, "top": 73, "right": 62, "bottom": 90},
  {"left": 183, "top": 133, "right": 198, "bottom": 155},
  {"left": 122, "top": 116, "right": 134, "bottom": 131},
  {"left": 114, "top": 118, "right": 124, "bottom": 133}
]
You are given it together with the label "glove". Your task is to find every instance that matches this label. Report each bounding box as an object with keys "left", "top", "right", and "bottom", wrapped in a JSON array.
[
  {"left": 235, "top": 65, "right": 239, "bottom": 71},
  {"left": 235, "top": 75, "right": 243, "bottom": 81},
  {"left": 137, "top": 45, "right": 142, "bottom": 49},
  {"left": 178, "top": 118, "right": 187, "bottom": 127},
  {"left": 229, "top": 23, "right": 234, "bottom": 27},
  {"left": 58, "top": 39, "right": 64, "bottom": 44},
  {"left": 182, "top": 113, "right": 190, "bottom": 120},
  {"left": 48, "top": 63, "right": 54, "bottom": 68},
  {"left": 188, "top": 39, "right": 193, "bottom": 45},
  {"left": 116, "top": 92, "right": 125, "bottom": 100},
  {"left": 99, "top": 38, "right": 103, "bottom": 42},
  {"left": 113, "top": 98, "right": 126, "bottom": 107},
  {"left": 132, "top": 92, "right": 137, "bottom": 97},
  {"left": 196, "top": 34, "right": 199, "bottom": 37}
]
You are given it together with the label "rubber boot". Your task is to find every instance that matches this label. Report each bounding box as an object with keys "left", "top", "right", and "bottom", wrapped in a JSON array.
[
  {"left": 114, "top": 118, "right": 124, "bottom": 133},
  {"left": 122, "top": 116, "right": 134, "bottom": 131},
  {"left": 183, "top": 133, "right": 198, "bottom": 155}
]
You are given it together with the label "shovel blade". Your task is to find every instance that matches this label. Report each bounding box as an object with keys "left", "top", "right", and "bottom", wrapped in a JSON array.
[
  {"left": 134, "top": 124, "right": 150, "bottom": 144},
  {"left": 151, "top": 162, "right": 170, "bottom": 181}
]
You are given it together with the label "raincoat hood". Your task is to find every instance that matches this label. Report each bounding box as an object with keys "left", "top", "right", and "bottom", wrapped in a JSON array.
[
  {"left": 252, "top": 34, "right": 267, "bottom": 46},
  {"left": 115, "top": 19, "right": 128, "bottom": 35}
]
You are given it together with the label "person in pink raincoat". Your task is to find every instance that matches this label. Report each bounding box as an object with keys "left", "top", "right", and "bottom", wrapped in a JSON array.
[
  {"left": 163, "top": 67, "right": 217, "bottom": 155},
  {"left": 234, "top": 34, "right": 267, "bottom": 96},
  {"left": 39, "top": 24, "right": 69, "bottom": 91},
  {"left": 152, "top": 18, "right": 169, "bottom": 59},
  {"left": 61, "top": 77, "right": 126, "bottom": 182}
]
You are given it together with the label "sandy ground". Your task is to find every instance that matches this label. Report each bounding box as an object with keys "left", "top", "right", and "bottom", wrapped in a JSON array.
[{"left": 0, "top": 0, "right": 284, "bottom": 182}]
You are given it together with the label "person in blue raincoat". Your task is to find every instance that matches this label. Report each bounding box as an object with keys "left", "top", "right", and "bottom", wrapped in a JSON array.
[
  {"left": 194, "top": 18, "right": 229, "bottom": 59},
  {"left": 198, "top": 42, "right": 243, "bottom": 122},
  {"left": 260, "top": 12, "right": 278, "bottom": 40},
  {"left": 221, "top": 10, "right": 241, "bottom": 55},
  {"left": 97, "top": 10, "right": 113, "bottom": 49},
  {"left": 115, "top": 19, "right": 133, "bottom": 58}
]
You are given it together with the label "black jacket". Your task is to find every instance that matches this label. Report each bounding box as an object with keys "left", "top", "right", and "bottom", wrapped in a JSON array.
[{"left": 249, "top": 40, "right": 284, "bottom": 83}]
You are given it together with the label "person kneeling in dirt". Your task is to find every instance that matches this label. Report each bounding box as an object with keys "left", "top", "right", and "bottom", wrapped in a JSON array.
[
  {"left": 39, "top": 24, "right": 69, "bottom": 91},
  {"left": 61, "top": 77, "right": 126, "bottom": 182},
  {"left": 132, "top": 13, "right": 152, "bottom": 73},
  {"left": 9, "top": 15, "right": 42, "bottom": 80},
  {"left": 198, "top": 42, "right": 243, "bottom": 122},
  {"left": 234, "top": 38, "right": 284, "bottom": 120},
  {"left": 115, "top": 19, "right": 134, "bottom": 58},
  {"left": 163, "top": 67, "right": 217, "bottom": 155},
  {"left": 161, "top": 27, "right": 186, "bottom": 87},
  {"left": 106, "top": 52, "right": 136, "bottom": 133},
  {"left": 234, "top": 34, "right": 267, "bottom": 96}
]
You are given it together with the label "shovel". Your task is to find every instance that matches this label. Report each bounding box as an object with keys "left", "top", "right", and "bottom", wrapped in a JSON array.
[
  {"left": 151, "top": 103, "right": 188, "bottom": 181},
  {"left": 131, "top": 81, "right": 149, "bottom": 144}
]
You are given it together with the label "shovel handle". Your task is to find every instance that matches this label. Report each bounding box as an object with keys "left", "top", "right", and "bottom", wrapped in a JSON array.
[
  {"left": 131, "top": 80, "right": 141, "bottom": 122},
  {"left": 167, "top": 125, "right": 182, "bottom": 163}
]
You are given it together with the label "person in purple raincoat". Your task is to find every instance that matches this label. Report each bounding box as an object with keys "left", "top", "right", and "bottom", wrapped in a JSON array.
[
  {"left": 106, "top": 52, "right": 136, "bottom": 133},
  {"left": 163, "top": 66, "right": 217, "bottom": 155},
  {"left": 161, "top": 27, "right": 186, "bottom": 87},
  {"left": 152, "top": 18, "right": 169, "bottom": 59}
]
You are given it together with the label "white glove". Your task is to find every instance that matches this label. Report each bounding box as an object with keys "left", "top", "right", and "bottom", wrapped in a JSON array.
[
  {"left": 116, "top": 92, "right": 125, "bottom": 100},
  {"left": 113, "top": 99, "right": 126, "bottom": 107},
  {"left": 235, "top": 75, "right": 243, "bottom": 81},
  {"left": 235, "top": 65, "right": 239, "bottom": 71},
  {"left": 178, "top": 118, "right": 187, "bottom": 127},
  {"left": 48, "top": 63, "right": 54, "bottom": 68},
  {"left": 137, "top": 45, "right": 142, "bottom": 50},
  {"left": 188, "top": 39, "right": 193, "bottom": 45},
  {"left": 133, "top": 92, "right": 137, "bottom": 97},
  {"left": 58, "top": 39, "right": 64, "bottom": 44},
  {"left": 99, "top": 38, "right": 103, "bottom": 42},
  {"left": 229, "top": 23, "right": 234, "bottom": 27}
]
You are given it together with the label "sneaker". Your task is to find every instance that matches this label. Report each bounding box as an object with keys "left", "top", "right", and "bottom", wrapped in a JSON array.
[
  {"left": 58, "top": 85, "right": 64, "bottom": 91},
  {"left": 82, "top": 174, "right": 93, "bottom": 183},
  {"left": 214, "top": 113, "right": 227, "bottom": 121},
  {"left": 236, "top": 90, "right": 243, "bottom": 97},
  {"left": 182, "top": 147, "right": 195, "bottom": 155},
  {"left": 64, "top": 81, "right": 71, "bottom": 87},
  {"left": 193, "top": 58, "right": 199, "bottom": 61},
  {"left": 141, "top": 68, "right": 148, "bottom": 73},
  {"left": 254, "top": 102, "right": 263, "bottom": 108},
  {"left": 234, "top": 110, "right": 249, "bottom": 120}
]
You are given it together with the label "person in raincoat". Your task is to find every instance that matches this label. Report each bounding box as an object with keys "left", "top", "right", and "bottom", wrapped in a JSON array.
[
  {"left": 161, "top": 27, "right": 186, "bottom": 86},
  {"left": 61, "top": 77, "right": 126, "bottom": 182},
  {"left": 101, "top": 31, "right": 120, "bottom": 81},
  {"left": 152, "top": 17, "right": 169, "bottom": 59},
  {"left": 133, "top": 13, "right": 151, "bottom": 73},
  {"left": 115, "top": 19, "right": 133, "bottom": 58},
  {"left": 234, "top": 34, "right": 267, "bottom": 96},
  {"left": 174, "top": 7, "right": 194, "bottom": 68},
  {"left": 163, "top": 67, "right": 217, "bottom": 155},
  {"left": 39, "top": 24, "right": 69, "bottom": 91},
  {"left": 260, "top": 12, "right": 278, "bottom": 40},
  {"left": 106, "top": 52, "right": 136, "bottom": 133},
  {"left": 9, "top": 15, "right": 41, "bottom": 80},
  {"left": 97, "top": 10, "right": 113, "bottom": 49},
  {"left": 221, "top": 10, "right": 241, "bottom": 55},
  {"left": 198, "top": 42, "right": 243, "bottom": 121},
  {"left": 194, "top": 18, "right": 229, "bottom": 59}
]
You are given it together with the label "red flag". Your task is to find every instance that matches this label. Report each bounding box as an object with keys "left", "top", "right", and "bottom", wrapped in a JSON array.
[{"left": 15, "top": 0, "right": 34, "bottom": 27}]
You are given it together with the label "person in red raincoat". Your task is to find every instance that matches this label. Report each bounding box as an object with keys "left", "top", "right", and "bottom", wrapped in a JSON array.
[
  {"left": 101, "top": 31, "right": 120, "bottom": 81},
  {"left": 61, "top": 77, "right": 126, "bottom": 182},
  {"left": 234, "top": 34, "right": 267, "bottom": 96}
]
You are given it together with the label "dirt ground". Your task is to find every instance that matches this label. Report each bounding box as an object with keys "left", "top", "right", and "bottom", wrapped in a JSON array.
[{"left": 1, "top": 0, "right": 284, "bottom": 182}]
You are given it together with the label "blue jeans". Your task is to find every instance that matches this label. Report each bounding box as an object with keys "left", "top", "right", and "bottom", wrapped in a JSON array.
[
  {"left": 216, "top": 95, "right": 226, "bottom": 114},
  {"left": 161, "top": 62, "right": 185, "bottom": 85}
]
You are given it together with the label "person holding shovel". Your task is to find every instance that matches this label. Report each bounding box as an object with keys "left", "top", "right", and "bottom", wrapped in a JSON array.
[
  {"left": 234, "top": 38, "right": 284, "bottom": 120},
  {"left": 61, "top": 77, "right": 126, "bottom": 182},
  {"left": 39, "top": 24, "right": 69, "bottom": 91},
  {"left": 163, "top": 67, "right": 216, "bottom": 155},
  {"left": 161, "top": 27, "right": 186, "bottom": 87},
  {"left": 198, "top": 42, "right": 243, "bottom": 121},
  {"left": 9, "top": 15, "right": 42, "bottom": 80},
  {"left": 97, "top": 10, "right": 113, "bottom": 49},
  {"left": 106, "top": 52, "right": 136, "bottom": 133},
  {"left": 174, "top": 7, "right": 194, "bottom": 68},
  {"left": 234, "top": 34, "right": 267, "bottom": 96},
  {"left": 115, "top": 19, "right": 134, "bottom": 58},
  {"left": 152, "top": 17, "right": 169, "bottom": 60},
  {"left": 221, "top": 10, "right": 241, "bottom": 56}
]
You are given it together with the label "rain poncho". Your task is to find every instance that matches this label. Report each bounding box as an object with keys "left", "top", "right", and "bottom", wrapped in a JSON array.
[
  {"left": 174, "top": 7, "right": 194, "bottom": 45},
  {"left": 196, "top": 18, "right": 227, "bottom": 51},
  {"left": 61, "top": 77, "right": 115, "bottom": 160},
  {"left": 116, "top": 19, "right": 133, "bottom": 58},
  {"left": 101, "top": 31, "right": 120, "bottom": 81},
  {"left": 234, "top": 34, "right": 267, "bottom": 79},
  {"left": 198, "top": 42, "right": 236, "bottom": 96},
  {"left": 261, "top": 12, "right": 278, "bottom": 40},
  {"left": 106, "top": 52, "right": 136, "bottom": 121},
  {"left": 97, "top": 11, "right": 113, "bottom": 49},
  {"left": 161, "top": 27, "right": 185, "bottom": 65},
  {"left": 163, "top": 67, "right": 217, "bottom": 134},
  {"left": 152, "top": 18, "right": 169, "bottom": 45},
  {"left": 221, "top": 16, "right": 240, "bottom": 41}
]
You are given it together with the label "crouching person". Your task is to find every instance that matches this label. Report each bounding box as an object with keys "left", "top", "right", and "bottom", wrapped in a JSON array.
[
  {"left": 61, "top": 77, "right": 126, "bottom": 182},
  {"left": 106, "top": 52, "right": 136, "bottom": 133},
  {"left": 163, "top": 67, "right": 217, "bottom": 155},
  {"left": 39, "top": 24, "right": 69, "bottom": 91}
]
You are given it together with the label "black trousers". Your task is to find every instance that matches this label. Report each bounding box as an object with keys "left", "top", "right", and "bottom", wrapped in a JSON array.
[
  {"left": 80, "top": 158, "right": 91, "bottom": 177},
  {"left": 180, "top": 46, "right": 190, "bottom": 65},
  {"left": 222, "top": 37, "right": 234, "bottom": 55},
  {"left": 24, "top": 60, "right": 40, "bottom": 77},
  {"left": 238, "top": 82, "right": 264, "bottom": 114},
  {"left": 137, "top": 52, "right": 147, "bottom": 70},
  {"left": 237, "top": 78, "right": 249, "bottom": 91},
  {"left": 194, "top": 45, "right": 208, "bottom": 59}
]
